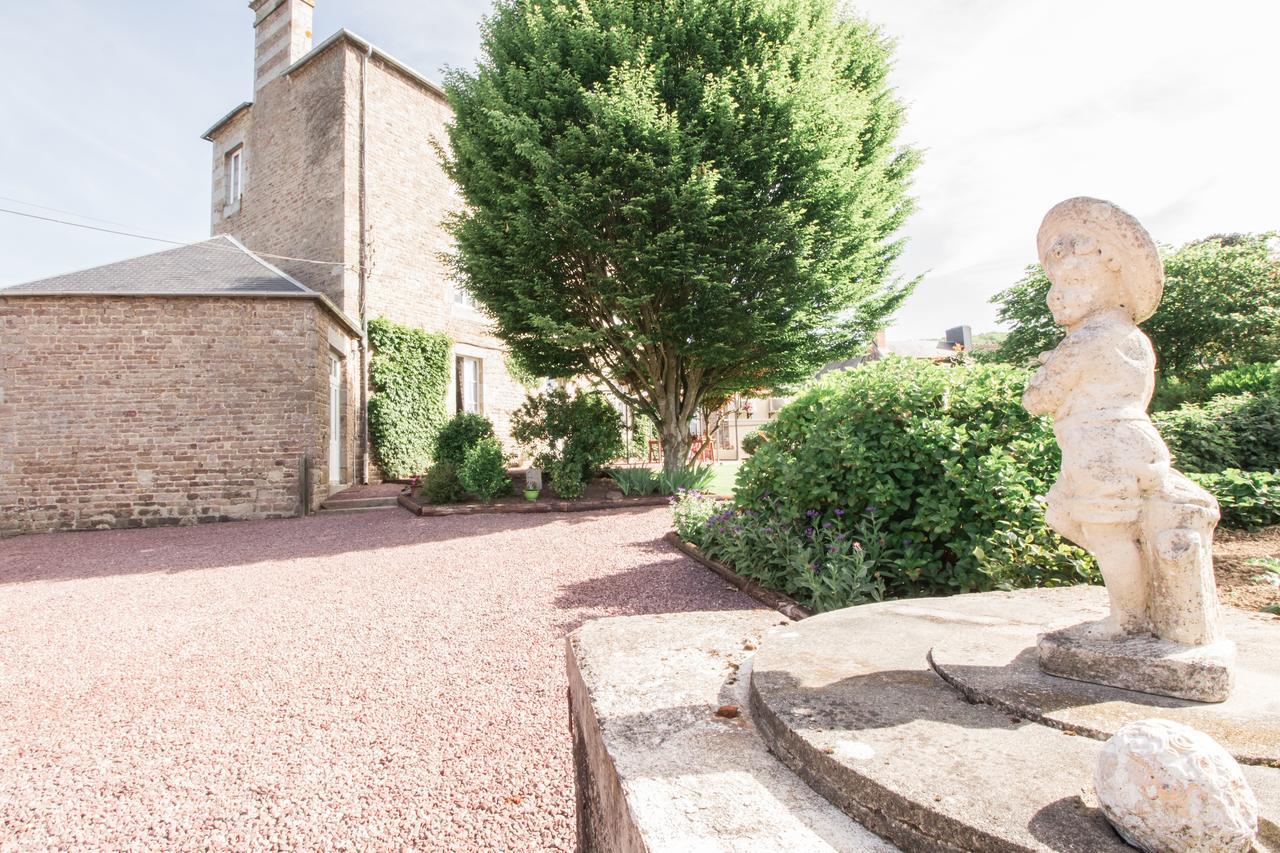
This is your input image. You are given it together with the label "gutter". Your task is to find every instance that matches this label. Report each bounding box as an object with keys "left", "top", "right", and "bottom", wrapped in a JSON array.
[{"left": 357, "top": 43, "right": 373, "bottom": 485}]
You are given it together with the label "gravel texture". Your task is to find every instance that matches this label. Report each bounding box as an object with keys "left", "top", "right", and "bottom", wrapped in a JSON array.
[{"left": 0, "top": 507, "right": 752, "bottom": 850}]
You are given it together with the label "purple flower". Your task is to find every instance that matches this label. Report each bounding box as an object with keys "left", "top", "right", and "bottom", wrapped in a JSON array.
[
  {"left": 806, "top": 509, "right": 818, "bottom": 518},
  {"left": 866, "top": 505, "right": 877, "bottom": 516},
  {"left": 822, "top": 521, "right": 832, "bottom": 529},
  {"left": 762, "top": 527, "right": 774, "bottom": 534},
  {"left": 805, "top": 527, "right": 815, "bottom": 538},
  {"left": 834, "top": 508, "right": 846, "bottom": 517}
]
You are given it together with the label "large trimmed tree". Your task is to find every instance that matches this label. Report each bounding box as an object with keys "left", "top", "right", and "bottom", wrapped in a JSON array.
[{"left": 443, "top": 0, "right": 918, "bottom": 475}]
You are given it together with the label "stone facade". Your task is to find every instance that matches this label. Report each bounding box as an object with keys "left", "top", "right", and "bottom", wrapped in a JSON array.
[
  {"left": 0, "top": 295, "right": 358, "bottom": 537},
  {"left": 206, "top": 23, "right": 527, "bottom": 463}
]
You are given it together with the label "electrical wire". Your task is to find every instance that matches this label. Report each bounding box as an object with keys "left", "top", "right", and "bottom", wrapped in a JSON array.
[{"left": 0, "top": 205, "right": 355, "bottom": 270}]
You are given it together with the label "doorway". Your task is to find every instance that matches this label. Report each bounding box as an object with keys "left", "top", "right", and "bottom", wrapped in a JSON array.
[{"left": 328, "top": 354, "right": 342, "bottom": 485}]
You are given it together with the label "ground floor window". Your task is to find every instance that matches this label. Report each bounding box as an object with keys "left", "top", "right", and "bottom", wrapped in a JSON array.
[{"left": 456, "top": 355, "right": 483, "bottom": 414}]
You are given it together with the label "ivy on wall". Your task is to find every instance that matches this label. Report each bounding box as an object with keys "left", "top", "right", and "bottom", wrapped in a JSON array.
[{"left": 367, "top": 317, "right": 451, "bottom": 479}]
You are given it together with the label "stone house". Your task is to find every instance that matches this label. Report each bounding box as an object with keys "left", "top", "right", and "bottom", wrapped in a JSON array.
[
  {"left": 0, "top": 0, "right": 524, "bottom": 536},
  {"left": 203, "top": 0, "right": 525, "bottom": 474}
]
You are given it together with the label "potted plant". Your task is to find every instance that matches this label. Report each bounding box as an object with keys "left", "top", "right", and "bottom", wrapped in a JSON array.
[
  {"left": 523, "top": 471, "right": 541, "bottom": 501},
  {"left": 523, "top": 485, "right": 541, "bottom": 501}
]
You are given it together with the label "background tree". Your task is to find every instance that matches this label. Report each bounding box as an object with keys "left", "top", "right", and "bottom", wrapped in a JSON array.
[
  {"left": 986, "top": 233, "right": 1280, "bottom": 388},
  {"left": 443, "top": 0, "right": 918, "bottom": 475}
]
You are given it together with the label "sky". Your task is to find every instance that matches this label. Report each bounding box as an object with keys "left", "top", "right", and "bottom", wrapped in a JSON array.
[{"left": 2, "top": 0, "right": 1277, "bottom": 338}]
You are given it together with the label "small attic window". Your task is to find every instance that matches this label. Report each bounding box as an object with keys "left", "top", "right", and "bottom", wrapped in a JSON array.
[{"left": 225, "top": 145, "right": 244, "bottom": 206}]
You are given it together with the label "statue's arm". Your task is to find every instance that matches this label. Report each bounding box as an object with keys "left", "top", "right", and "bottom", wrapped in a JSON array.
[{"left": 1023, "top": 341, "right": 1081, "bottom": 416}]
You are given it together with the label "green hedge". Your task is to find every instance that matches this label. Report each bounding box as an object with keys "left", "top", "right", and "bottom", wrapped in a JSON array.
[
  {"left": 1187, "top": 469, "right": 1280, "bottom": 530},
  {"left": 367, "top": 318, "right": 452, "bottom": 479},
  {"left": 1154, "top": 391, "right": 1280, "bottom": 474},
  {"left": 733, "top": 358, "right": 1097, "bottom": 600}
]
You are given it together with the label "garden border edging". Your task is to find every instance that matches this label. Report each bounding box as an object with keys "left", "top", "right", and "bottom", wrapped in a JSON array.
[
  {"left": 663, "top": 531, "right": 813, "bottom": 621},
  {"left": 399, "top": 493, "right": 671, "bottom": 516}
]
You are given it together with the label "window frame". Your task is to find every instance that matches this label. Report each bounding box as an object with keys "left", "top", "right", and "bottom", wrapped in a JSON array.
[
  {"left": 455, "top": 355, "right": 483, "bottom": 415},
  {"left": 225, "top": 145, "right": 244, "bottom": 207}
]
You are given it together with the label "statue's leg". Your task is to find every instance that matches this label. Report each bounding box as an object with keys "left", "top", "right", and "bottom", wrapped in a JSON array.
[{"left": 1080, "top": 522, "right": 1149, "bottom": 635}]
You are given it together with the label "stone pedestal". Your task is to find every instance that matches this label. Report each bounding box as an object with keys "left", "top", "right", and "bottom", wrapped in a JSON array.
[{"left": 1037, "top": 620, "right": 1235, "bottom": 703}]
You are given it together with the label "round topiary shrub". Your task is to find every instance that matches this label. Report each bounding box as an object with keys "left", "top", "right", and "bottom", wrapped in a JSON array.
[
  {"left": 435, "top": 412, "right": 497, "bottom": 467},
  {"left": 735, "top": 358, "right": 1097, "bottom": 598},
  {"left": 458, "top": 437, "right": 512, "bottom": 502}
]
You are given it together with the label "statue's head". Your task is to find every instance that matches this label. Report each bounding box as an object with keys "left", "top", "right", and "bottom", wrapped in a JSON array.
[{"left": 1037, "top": 198, "right": 1163, "bottom": 328}]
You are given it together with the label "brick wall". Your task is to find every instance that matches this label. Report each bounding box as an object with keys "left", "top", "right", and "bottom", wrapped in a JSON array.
[{"left": 0, "top": 295, "right": 357, "bottom": 537}]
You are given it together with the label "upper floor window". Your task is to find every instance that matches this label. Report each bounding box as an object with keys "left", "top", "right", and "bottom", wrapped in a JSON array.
[
  {"left": 225, "top": 145, "right": 244, "bottom": 206},
  {"left": 454, "top": 285, "right": 479, "bottom": 312}
]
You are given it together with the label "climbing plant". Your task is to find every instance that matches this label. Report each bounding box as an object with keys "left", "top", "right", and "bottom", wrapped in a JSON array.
[{"left": 367, "top": 317, "right": 452, "bottom": 478}]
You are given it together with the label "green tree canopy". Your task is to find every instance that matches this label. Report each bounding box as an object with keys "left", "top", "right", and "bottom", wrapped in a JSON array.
[
  {"left": 443, "top": 0, "right": 918, "bottom": 473},
  {"left": 987, "top": 233, "right": 1280, "bottom": 383}
]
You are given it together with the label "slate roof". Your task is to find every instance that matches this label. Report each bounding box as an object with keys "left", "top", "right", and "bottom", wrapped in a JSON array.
[
  {"left": 1, "top": 235, "right": 313, "bottom": 297},
  {"left": 1, "top": 235, "right": 364, "bottom": 337}
]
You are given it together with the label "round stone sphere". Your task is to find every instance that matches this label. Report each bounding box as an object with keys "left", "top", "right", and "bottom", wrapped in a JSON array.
[{"left": 1094, "top": 719, "right": 1258, "bottom": 853}]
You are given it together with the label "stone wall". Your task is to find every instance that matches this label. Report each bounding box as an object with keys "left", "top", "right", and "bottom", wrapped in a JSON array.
[
  {"left": 206, "top": 34, "right": 530, "bottom": 462},
  {"left": 355, "top": 48, "right": 528, "bottom": 446},
  {"left": 0, "top": 295, "right": 356, "bottom": 537},
  {"left": 209, "top": 48, "right": 352, "bottom": 310}
]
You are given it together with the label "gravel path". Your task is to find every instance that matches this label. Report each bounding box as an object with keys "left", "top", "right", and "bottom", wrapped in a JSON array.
[{"left": 0, "top": 507, "right": 752, "bottom": 850}]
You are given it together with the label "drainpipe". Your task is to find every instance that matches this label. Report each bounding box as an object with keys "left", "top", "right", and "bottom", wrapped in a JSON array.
[{"left": 357, "top": 44, "right": 373, "bottom": 484}]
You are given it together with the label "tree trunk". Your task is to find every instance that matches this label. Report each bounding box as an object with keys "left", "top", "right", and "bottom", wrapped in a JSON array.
[{"left": 659, "top": 417, "right": 693, "bottom": 481}]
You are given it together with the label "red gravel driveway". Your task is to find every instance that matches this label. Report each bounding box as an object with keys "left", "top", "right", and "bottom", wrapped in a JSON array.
[{"left": 0, "top": 507, "right": 752, "bottom": 850}]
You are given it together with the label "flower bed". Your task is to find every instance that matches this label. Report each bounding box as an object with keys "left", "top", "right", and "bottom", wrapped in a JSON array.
[{"left": 400, "top": 474, "right": 669, "bottom": 516}]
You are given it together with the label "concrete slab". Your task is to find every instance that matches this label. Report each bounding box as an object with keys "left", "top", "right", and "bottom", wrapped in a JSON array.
[
  {"left": 929, "top": 587, "right": 1280, "bottom": 765},
  {"left": 748, "top": 587, "right": 1280, "bottom": 852},
  {"left": 567, "top": 610, "right": 899, "bottom": 852}
]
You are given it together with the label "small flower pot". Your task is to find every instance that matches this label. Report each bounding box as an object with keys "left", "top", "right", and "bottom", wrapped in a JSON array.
[{"left": 524, "top": 489, "right": 540, "bottom": 502}]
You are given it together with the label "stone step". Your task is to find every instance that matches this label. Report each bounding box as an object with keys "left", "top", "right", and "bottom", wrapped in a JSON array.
[
  {"left": 320, "top": 495, "right": 401, "bottom": 510},
  {"left": 316, "top": 503, "right": 402, "bottom": 515}
]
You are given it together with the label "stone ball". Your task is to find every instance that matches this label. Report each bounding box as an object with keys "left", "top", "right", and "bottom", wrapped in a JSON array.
[{"left": 1094, "top": 719, "right": 1258, "bottom": 853}]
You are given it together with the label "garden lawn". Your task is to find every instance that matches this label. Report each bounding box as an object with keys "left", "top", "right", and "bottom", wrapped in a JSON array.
[
  {"left": 0, "top": 507, "right": 752, "bottom": 851},
  {"left": 707, "top": 461, "right": 742, "bottom": 497}
]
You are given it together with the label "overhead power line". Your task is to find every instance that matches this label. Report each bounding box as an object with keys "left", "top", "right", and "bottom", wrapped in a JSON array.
[{"left": 0, "top": 205, "right": 354, "bottom": 270}]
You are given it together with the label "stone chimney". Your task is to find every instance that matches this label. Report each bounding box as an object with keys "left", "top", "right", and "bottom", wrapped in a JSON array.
[{"left": 250, "top": 0, "right": 315, "bottom": 93}]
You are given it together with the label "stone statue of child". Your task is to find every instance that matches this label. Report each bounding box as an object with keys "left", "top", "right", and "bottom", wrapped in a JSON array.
[{"left": 1023, "top": 198, "right": 1224, "bottom": 649}]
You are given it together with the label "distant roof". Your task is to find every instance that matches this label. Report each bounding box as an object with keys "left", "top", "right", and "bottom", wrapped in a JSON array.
[
  {"left": 202, "top": 29, "right": 446, "bottom": 141},
  {"left": 1, "top": 235, "right": 362, "bottom": 336},
  {"left": 878, "top": 339, "right": 961, "bottom": 360}
]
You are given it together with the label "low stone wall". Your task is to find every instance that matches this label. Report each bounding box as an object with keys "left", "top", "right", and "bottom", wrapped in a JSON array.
[{"left": 0, "top": 295, "right": 356, "bottom": 536}]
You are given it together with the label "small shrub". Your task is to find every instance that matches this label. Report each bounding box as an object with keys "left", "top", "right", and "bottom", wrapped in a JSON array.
[
  {"left": 421, "top": 461, "right": 464, "bottom": 504},
  {"left": 1186, "top": 469, "right": 1280, "bottom": 530},
  {"left": 670, "top": 490, "right": 725, "bottom": 544},
  {"left": 458, "top": 438, "right": 511, "bottom": 502},
  {"left": 548, "top": 458, "right": 586, "bottom": 499},
  {"left": 741, "top": 429, "right": 767, "bottom": 455},
  {"left": 435, "top": 412, "right": 497, "bottom": 467},
  {"left": 512, "top": 388, "right": 624, "bottom": 486},
  {"left": 658, "top": 463, "right": 716, "bottom": 495},
  {"left": 607, "top": 466, "right": 660, "bottom": 496}
]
